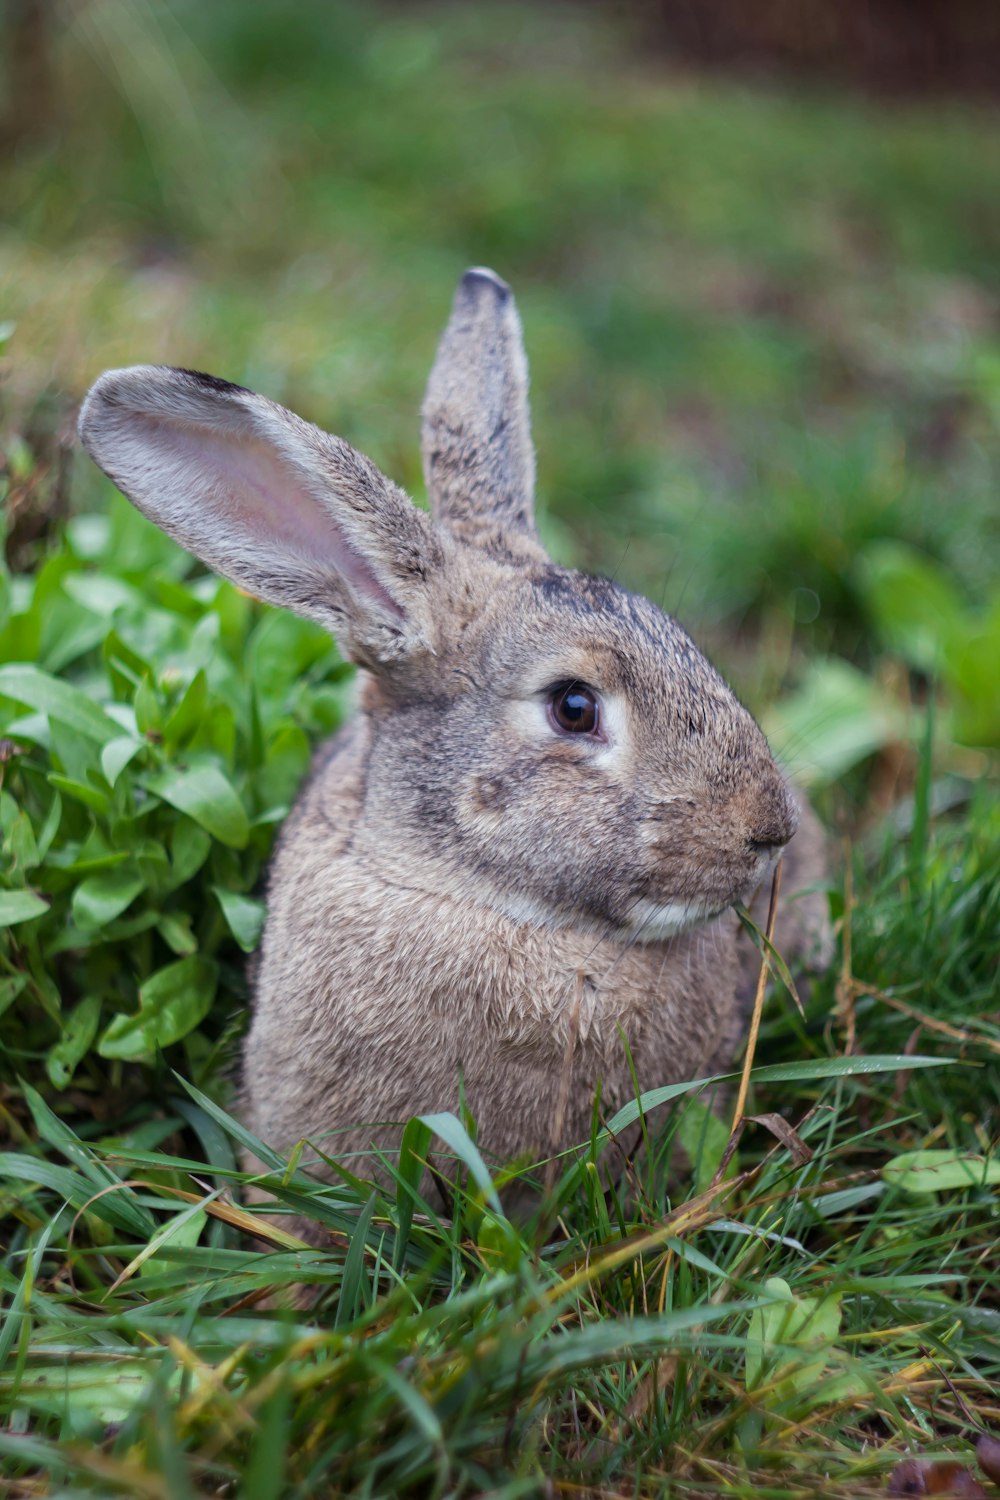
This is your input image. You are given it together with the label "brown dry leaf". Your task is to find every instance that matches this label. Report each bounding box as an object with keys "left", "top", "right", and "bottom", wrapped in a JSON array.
[
  {"left": 976, "top": 1434, "right": 1000, "bottom": 1485},
  {"left": 887, "top": 1457, "right": 986, "bottom": 1496},
  {"left": 746, "top": 1112, "right": 813, "bottom": 1166}
]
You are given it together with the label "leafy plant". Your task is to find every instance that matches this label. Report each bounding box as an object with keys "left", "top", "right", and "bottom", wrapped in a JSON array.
[
  {"left": 0, "top": 491, "right": 352, "bottom": 1093},
  {"left": 855, "top": 538, "right": 1000, "bottom": 748},
  {"left": 745, "top": 1276, "right": 864, "bottom": 1419}
]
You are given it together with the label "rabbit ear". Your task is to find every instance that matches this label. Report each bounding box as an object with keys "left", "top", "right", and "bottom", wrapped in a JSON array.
[
  {"left": 421, "top": 268, "right": 544, "bottom": 559},
  {"left": 78, "top": 366, "right": 441, "bottom": 668}
]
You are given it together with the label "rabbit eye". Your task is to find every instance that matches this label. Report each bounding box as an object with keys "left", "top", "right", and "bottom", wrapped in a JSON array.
[{"left": 548, "top": 683, "right": 600, "bottom": 736}]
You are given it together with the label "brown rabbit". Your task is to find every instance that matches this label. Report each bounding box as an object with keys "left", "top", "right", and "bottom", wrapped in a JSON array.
[{"left": 79, "top": 269, "right": 830, "bottom": 1230}]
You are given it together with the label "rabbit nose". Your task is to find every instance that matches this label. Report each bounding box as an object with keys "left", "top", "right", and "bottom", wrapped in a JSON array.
[
  {"left": 748, "top": 785, "right": 799, "bottom": 852},
  {"left": 748, "top": 831, "right": 791, "bottom": 854}
]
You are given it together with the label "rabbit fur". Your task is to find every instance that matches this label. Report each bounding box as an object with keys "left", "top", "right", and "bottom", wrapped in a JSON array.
[{"left": 79, "top": 268, "right": 831, "bottom": 1230}]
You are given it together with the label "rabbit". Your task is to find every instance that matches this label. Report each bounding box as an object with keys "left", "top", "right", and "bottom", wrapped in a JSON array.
[{"left": 78, "top": 268, "right": 831, "bottom": 1234}]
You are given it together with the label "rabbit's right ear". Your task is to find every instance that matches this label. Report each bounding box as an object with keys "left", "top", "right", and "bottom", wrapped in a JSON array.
[
  {"left": 421, "top": 268, "right": 545, "bottom": 561},
  {"left": 78, "top": 367, "right": 441, "bottom": 668}
]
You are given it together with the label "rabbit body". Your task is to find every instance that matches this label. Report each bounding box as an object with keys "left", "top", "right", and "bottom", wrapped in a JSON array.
[
  {"left": 247, "top": 705, "right": 827, "bottom": 1206},
  {"left": 78, "top": 269, "right": 830, "bottom": 1221}
]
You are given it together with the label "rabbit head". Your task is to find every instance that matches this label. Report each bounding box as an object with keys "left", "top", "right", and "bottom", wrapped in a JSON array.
[{"left": 79, "top": 268, "right": 798, "bottom": 946}]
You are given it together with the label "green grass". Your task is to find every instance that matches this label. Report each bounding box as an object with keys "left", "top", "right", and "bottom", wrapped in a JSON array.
[{"left": 2, "top": 1, "right": 999, "bottom": 1494}]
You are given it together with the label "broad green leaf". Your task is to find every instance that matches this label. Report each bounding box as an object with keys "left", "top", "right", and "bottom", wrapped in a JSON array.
[
  {"left": 62, "top": 571, "right": 145, "bottom": 616},
  {"left": 0, "top": 889, "right": 49, "bottom": 926},
  {"left": 8, "top": 1362, "right": 177, "bottom": 1432},
  {"left": 213, "top": 885, "right": 266, "bottom": 952},
  {"left": 146, "top": 765, "right": 249, "bottom": 848},
  {"left": 72, "top": 867, "right": 146, "bottom": 929},
  {"left": 256, "top": 723, "right": 311, "bottom": 810},
  {"left": 169, "top": 820, "right": 213, "bottom": 885},
  {"left": 0, "top": 973, "right": 28, "bottom": 1018},
  {"left": 0, "top": 663, "right": 120, "bottom": 744},
  {"left": 746, "top": 1277, "right": 863, "bottom": 1414},
  {"left": 883, "top": 1149, "right": 1000, "bottom": 1194},
  {"left": 948, "top": 624, "right": 1000, "bottom": 748},
  {"left": 100, "top": 733, "right": 144, "bottom": 786},
  {"left": 35, "top": 790, "right": 62, "bottom": 861},
  {"left": 677, "top": 1095, "right": 733, "bottom": 1193},
  {"left": 98, "top": 955, "right": 218, "bottom": 1060},
  {"left": 763, "top": 656, "right": 912, "bottom": 786},
  {"left": 134, "top": 673, "right": 163, "bottom": 735},
  {"left": 157, "top": 912, "right": 197, "bottom": 955},
  {"left": 46, "top": 994, "right": 102, "bottom": 1090},
  {"left": 163, "top": 669, "right": 208, "bottom": 749},
  {"left": 3, "top": 806, "right": 40, "bottom": 872},
  {"left": 854, "top": 541, "right": 964, "bottom": 673},
  {"left": 47, "top": 775, "right": 111, "bottom": 816}
]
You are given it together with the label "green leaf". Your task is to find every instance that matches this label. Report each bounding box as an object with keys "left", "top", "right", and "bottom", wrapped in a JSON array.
[
  {"left": 0, "top": 663, "right": 120, "bottom": 744},
  {"left": 419, "top": 1111, "right": 503, "bottom": 1215},
  {"left": 169, "top": 820, "right": 213, "bottom": 886},
  {"left": 0, "top": 890, "right": 49, "bottom": 927},
  {"left": 334, "top": 1192, "right": 377, "bottom": 1330},
  {"left": 242, "top": 1376, "right": 292, "bottom": 1500},
  {"left": 20, "top": 1083, "right": 155, "bottom": 1236},
  {"left": 746, "top": 1276, "right": 830, "bottom": 1393},
  {"left": 46, "top": 994, "right": 102, "bottom": 1090},
  {"left": 854, "top": 541, "right": 964, "bottom": 673},
  {"left": 10, "top": 1363, "right": 172, "bottom": 1435},
  {"left": 100, "top": 733, "right": 144, "bottom": 787},
  {"left": 163, "top": 669, "right": 208, "bottom": 749},
  {"left": 4, "top": 806, "right": 40, "bottom": 873},
  {"left": 213, "top": 886, "right": 265, "bottom": 952},
  {"left": 47, "top": 775, "right": 111, "bottom": 816},
  {"left": 948, "top": 621, "right": 1000, "bottom": 748},
  {"left": 603, "top": 1055, "right": 952, "bottom": 1138},
  {"left": 0, "top": 973, "right": 28, "bottom": 1018},
  {"left": 746, "top": 1276, "right": 863, "bottom": 1415},
  {"left": 134, "top": 1203, "right": 209, "bottom": 1282},
  {"left": 883, "top": 1149, "right": 1000, "bottom": 1194},
  {"left": 676, "top": 1095, "right": 733, "bottom": 1194},
  {"left": 72, "top": 867, "right": 146, "bottom": 929},
  {"left": 62, "top": 571, "right": 145, "bottom": 616},
  {"left": 134, "top": 673, "right": 163, "bottom": 735},
  {"left": 175, "top": 1075, "right": 286, "bottom": 1172},
  {"left": 35, "top": 791, "right": 62, "bottom": 861},
  {"left": 156, "top": 912, "right": 198, "bottom": 955},
  {"left": 0, "top": 1215, "right": 58, "bottom": 1374},
  {"left": 145, "top": 765, "right": 249, "bottom": 849},
  {"left": 394, "top": 1116, "right": 433, "bottom": 1270},
  {"left": 98, "top": 955, "right": 218, "bottom": 1060},
  {"left": 763, "top": 656, "right": 912, "bottom": 786}
]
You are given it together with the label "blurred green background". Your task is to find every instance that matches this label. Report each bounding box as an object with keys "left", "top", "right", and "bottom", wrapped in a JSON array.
[{"left": 4, "top": 0, "right": 1000, "bottom": 779}]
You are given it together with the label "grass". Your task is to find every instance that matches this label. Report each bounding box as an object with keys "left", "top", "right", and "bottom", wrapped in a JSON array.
[{"left": 1, "top": 0, "right": 999, "bottom": 1494}]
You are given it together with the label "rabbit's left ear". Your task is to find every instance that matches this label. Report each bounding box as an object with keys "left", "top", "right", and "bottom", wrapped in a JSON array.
[
  {"left": 78, "top": 366, "right": 441, "bottom": 668},
  {"left": 421, "top": 268, "right": 545, "bottom": 561}
]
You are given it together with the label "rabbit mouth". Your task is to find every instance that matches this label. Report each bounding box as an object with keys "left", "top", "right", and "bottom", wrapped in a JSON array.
[{"left": 624, "top": 895, "right": 730, "bottom": 942}]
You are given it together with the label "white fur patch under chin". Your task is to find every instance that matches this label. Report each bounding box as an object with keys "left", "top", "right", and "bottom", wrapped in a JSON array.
[
  {"left": 471, "top": 882, "right": 726, "bottom": 944},
  {"left": 623, "top": 896, "right": 722, "bottom": 942},
  {"left": 484, "top": 886, "right": 592, "bottom": 934}
]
